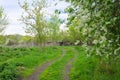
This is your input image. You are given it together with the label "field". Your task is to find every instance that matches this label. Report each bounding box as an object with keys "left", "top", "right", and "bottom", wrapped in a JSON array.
[{"left": 0, "top": 46, "right": 120, "bottom": 80}]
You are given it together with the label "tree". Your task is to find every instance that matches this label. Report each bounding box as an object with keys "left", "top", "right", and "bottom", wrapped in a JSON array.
[
  {"left": 67, "top": 17, "right": 84, "bottom": 44},
  {"left": 19, "top": 0, "right": 48, "bottom": 47},
  {"left": 6, "top": 34, "right": 23, "bottom": 45},
  {"left": 0, "top": 6, "right": 8, "bottom": 34},
  {"left": 47, "top": 14, "right": 62, "bottom": 42},
  {"left": 0, "top": 35, "right": 5, "bottom": 45},
  {"left": 65, "top": 0, "right": 120, "bottom": 77},
  {"left": 22, "top": 35, "right": 33, "bottom": 44},
  {"left": 66, "top": 0, "right": 120, "bottom": 60}
]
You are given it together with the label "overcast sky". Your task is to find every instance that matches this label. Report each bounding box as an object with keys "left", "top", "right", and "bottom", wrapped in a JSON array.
[{"left": 0, "top": 0, "right": 69, "bottom": 35}]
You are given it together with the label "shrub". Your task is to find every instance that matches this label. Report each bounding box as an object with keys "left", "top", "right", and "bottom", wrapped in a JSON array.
[{"left": 0, "top": 63, "right": 18, "bottom": 80}]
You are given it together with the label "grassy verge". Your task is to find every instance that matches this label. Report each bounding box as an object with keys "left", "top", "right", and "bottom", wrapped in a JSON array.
[
  {"left": 70, "top": 46, "right": 120, "bottom": 80},
  {"left": 69, "top": 46, "right": 98, "bottom": 80}
]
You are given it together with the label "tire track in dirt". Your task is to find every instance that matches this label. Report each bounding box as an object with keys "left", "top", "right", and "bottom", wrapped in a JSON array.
[
  {"left": 63, "top": 48, "right": 78, "bottom": 80},
  {"left": 26, "top": 60, "right": 54, "bottom": 80},
  {"left": 23, "top": 49, "right": 66, "bottom": 80},
  {"left": 64, "top": 58, "right": 74, "bottom": 80}
]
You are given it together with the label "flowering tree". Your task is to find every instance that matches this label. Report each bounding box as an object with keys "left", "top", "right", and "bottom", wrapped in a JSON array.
[
  {"left": 0, "top": 6, "right": 8, "bottom": 34},
  {"left": 65, "top": 0, "right": 120, "bottom": 63}
]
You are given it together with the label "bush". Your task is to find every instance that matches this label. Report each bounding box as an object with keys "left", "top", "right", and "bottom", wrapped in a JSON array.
[{"left": 0, "top": 63, "right": 18, "bottom": 80}]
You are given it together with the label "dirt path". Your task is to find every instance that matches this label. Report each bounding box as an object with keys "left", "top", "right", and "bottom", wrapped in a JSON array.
[
  {"left": 63, "top": 48, "right": 78, "bottom": 80},
  {"left": 64, "top": 58, "right": 74, "bottom": 80},
  {"left": 26, "top": 60, "right": 54, "bottom": 80},
  {"left": 23, "top": 49, "right": 66, "bottom": 80}
]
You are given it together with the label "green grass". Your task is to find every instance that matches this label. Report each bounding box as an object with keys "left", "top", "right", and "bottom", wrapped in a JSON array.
[
  {"left": 13, "top": 47, "right": 62, "bottom": 77},
  {"left": 0, "top": 46, "right": 62, "bottom": 80},
  {"left": 0, "top": 47, "right": 31, "bottom": 63},
  {"left": 69, "top": 46, "right": 98, "bottom": 80},
  {"left": 69, "top": 46, "right": 120, "bottom": 80},
  {"left": 39, "top": 47, "right": 74, "bottom": 80},
  {"left": 0, "top": 47, "right": 34, "bottom": 80},
  {"left": 0, "top": 46, "right": 120, "bottom": 80}
]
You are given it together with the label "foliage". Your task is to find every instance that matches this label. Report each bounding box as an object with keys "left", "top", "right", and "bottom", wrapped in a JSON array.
[
  {"left": 6, "top": 34, "right": 23, "bottom": 45},
  {"left": 65, "top": 0, "right": 120, "bottom": 62},
  {"left": 0, "top": 35, "right": 6, "bottom": 45},
  {"left": 47, "top": 14, "right": 62, "bottom": 42},
  {"left": 19, "top": 0, "right": 48, "bottom": 46},
  {"left": 21, "top": 35, "right": 34, "bottom": 44},
  {"left": 67, "top": 17, "right": 84, "bottom": 44},
  {"left": 0, "top": 6, "right": 8, "bottom": 34},
  {"left": 0, "top": 63, "right": 17, "bottom": 80}
]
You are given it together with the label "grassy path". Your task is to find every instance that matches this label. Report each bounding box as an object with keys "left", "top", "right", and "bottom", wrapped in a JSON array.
[
  {"left": 1, "top": 46, "right": 120, "bottom": 80},
  {"left": 26, "top": 60, "right": 55, "bottom": 80},
  {"left": 63, "top": 48, "right": 78, "bottom": 80},
  {"left": 25, "top": 49, "right": 66, "bottom": 80},
  {"left": 64, "top": 58, "right": 74, "bottom": 80},
  {"left": 39, "top": 47, "right": 75, "bottom": 80}
]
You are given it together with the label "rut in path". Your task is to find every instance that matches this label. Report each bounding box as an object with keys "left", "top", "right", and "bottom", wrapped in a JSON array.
[
  {"left": 63, "top": 49, "right": 78, "bottom": 80},
  {"left": 17, "top": 61, "right": 54, "bottom": 80},
  {"left": 24, "top": 49, "right": 66, "bottom": 80},
  {"left": 26, "top": 60, "right": 54, "bottom": 80},
  {"left": 64, "top": 58, "right": 74, "bottom": 80}
]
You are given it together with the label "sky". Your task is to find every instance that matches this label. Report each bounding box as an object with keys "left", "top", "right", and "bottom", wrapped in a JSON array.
[{"left": 0, "top": 0, "right": 70, "bottom": 35}]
